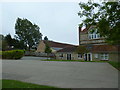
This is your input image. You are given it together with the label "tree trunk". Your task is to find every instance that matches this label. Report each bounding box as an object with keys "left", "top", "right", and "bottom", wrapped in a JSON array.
[{"left": 28, "top": 46, "right": 31, "bottom": 51}]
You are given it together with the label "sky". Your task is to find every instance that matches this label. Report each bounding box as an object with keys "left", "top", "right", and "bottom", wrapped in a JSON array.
[{"left": 0, "top": 1, "right": 99, "bottom": 45}]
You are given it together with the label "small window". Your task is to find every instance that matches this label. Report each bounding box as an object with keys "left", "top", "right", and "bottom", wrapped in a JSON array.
[
  {"left": 100, "top": 53, "right": 109, "bottom": 60},
  {"left": 78, "top": 54, "right": 82, "bottom": 58},
  {"left": 88, "top": 29, "right": 100, "bottom": 39},
  {"left": 94, "top": 34, "right": 96, "bottom": 39},
  {"left": 59, "top": 54, "right": 63, "bottom": 57},
  {"left": 94, "top": 54, "right": 98, "bottom": 58}
]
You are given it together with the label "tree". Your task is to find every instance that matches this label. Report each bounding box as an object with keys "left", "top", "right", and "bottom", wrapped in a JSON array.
[
  {"left": 45, "top": 44, "right": 52, "bottom": 59},
  {"left": 44, "top": 36, "right": 48, "bottom": 41},
  {"left": 12, "top": 39, "right": 27, "bottom": 49},
  {"left": 45, "top": 44, "right": 52, "bottom": 54},
  {"left": 78, "top": 1, "right": 120, "bottom": 45},
  {"left": 0, "top": 34, "right": 4, "bottom": 40},
  {"left": 2, "top": 40, "right": 8, "bottom": 50},
  {"left": 0, "top": 34, "right": 5, "bottom": 50},
  {"left": 15, "top": 18, "right": 42, "bottom": 50},
  {"left": 76, "top": 46, "right": 88, "bottom": 55},
  {"left": 4, "top": 34, "right": 13, "bottom": 47},
  {"left": 3, "top": 34, "right": 26, "bottom": 50}
]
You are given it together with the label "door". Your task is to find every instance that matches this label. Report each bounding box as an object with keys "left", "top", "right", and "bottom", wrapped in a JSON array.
[
  {"left": 67, "top": 54, "right": 71, "bottom": 60},
  {"left": 84, "top": 54, "right": 87, "bottom": 61},
  {"left": 88, "top": 54, "right": 91, "bottom": 61},
  {"left": 84, "top": 53, "right": 92, "bottom": 61}
]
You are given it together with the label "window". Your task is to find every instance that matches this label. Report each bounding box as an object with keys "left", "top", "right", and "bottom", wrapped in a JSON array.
[
  {"left": 100, "top": 53, "right": 109, "bottom": 60},
  {"left": 94, "top": 54, "right": 98, "bottom": 58},
  {"left": 59, "top": 53, "right": 63, "bottom": 57},
  {"left": 88, "top": 29, "right": 100, "bottom": 39},
  {"left": 78, "top": 54, "right": 82, "bottom": 59}
]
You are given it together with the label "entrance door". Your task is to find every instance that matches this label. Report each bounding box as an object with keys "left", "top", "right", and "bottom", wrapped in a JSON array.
[
  {"left": 84, "top": 54, "right": 87, "bottom": 61},
  {"left": 84, "top": 53, "right": 92, "bottom": 61},
  {"left": 88, "top": 54, "right": 91, "bottom": 61},
  {"left": 67, "top": 54, "right": 71, "bottom": 60}
]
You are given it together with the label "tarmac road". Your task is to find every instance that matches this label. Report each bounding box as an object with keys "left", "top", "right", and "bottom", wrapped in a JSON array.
[{"left": 2, "top": 57, "right": 119, "bottom": 88}]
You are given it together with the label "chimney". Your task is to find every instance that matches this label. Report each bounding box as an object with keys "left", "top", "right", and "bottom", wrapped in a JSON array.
[{"left": 78, "top": 26, "right": 81, "bottom": 45}]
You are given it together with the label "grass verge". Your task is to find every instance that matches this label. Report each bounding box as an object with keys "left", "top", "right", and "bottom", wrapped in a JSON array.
[
  {"left": 108, "top": 61, "right": 120, "bottom": 70},
  {"left": 2, "top": 79, "right": 70, "bottom": 89}
]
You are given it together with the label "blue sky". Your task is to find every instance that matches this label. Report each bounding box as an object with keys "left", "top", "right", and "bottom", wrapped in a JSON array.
[{"left": 1, "top": 2, "right": 83, "bottom": 45}]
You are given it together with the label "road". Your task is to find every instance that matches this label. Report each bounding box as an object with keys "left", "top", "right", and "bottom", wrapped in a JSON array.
[{"left": 2, "top": 56, "right": 119, "bottom": 88}]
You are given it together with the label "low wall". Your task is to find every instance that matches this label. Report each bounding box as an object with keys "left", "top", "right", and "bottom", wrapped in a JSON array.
[{"left": 25, "top": 51, "right": 56, "bottom": 58}]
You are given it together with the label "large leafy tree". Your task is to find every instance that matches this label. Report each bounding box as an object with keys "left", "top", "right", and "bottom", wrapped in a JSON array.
[
  {"left": 15, "top": 18, "right": 42, "bottom": 50},
  {"left": 78, "top": 1, "right": 120, "bottom": 45}
]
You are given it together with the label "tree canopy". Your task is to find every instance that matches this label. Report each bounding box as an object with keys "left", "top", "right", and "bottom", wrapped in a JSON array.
[
  {"left": 76, "top": 46, "right": 88, "bottom": 55},
  {"left": 45, "top": 44, "right": 52, "bottom": 54},
  {"left": 15, "top": 18, "right": 42, "bottom": 50},
  {"left": 4, "top": 34, "right": 13, "bottom": 47},
  {"left": 78, "top": 1, "right": 120, "bottom": 45},
  {"left": 3, "top": 34, "right": 26, "bottom": 50},
  {"left": 44, "top": 36, "right": 48, "bottom": 41}
]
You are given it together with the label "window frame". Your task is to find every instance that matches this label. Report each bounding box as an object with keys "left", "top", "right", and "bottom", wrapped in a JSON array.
[
  {"left": 88, "top": 29, "right": 100, "bottom": 39},
  {"left": 94, "top": 54, "right": 98, "bottom": 58},
  {"left": 100, "top": 53, "right": 109, "bottom": 60}
]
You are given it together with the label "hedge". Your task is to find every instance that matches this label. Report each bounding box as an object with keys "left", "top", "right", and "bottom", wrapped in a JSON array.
[{"left": 0, "top": 50, "right": 24, "bottom": 59}]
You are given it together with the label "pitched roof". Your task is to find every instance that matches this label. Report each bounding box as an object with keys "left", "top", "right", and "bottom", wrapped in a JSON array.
[
  {"left": 57, "top": 45, "right": 119, "bottom": 53},
  {"left": 43, "top": 40, "right": 75, "bottom": 48},
  {"left": 57, "top": 46, "right": 78, "bottom": 52},
  {"left": 92, "top": 45, "right": 119, "bottom": 53}
]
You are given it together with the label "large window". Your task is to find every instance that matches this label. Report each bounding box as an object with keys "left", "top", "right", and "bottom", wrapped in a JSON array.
[
  {"left": 88, "top": 29, "right": 100, "bottom": 39},
  {"left": 100, "top": 53, "right": 109, "bottom": 60}
]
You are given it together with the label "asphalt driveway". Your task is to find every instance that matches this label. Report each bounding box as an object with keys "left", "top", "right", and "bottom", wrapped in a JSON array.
[{"left": 2, "top": 58, "right": 119, "bottom": 88}]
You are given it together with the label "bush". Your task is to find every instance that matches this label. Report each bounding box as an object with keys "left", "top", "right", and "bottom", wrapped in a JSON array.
[{"left": 1, "top": 50, "right": 24, "bottom": 59}]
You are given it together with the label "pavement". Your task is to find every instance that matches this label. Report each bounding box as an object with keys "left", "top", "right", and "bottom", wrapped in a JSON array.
[{"left": 2, "top": 56, "right": 119, "bottom": 88}]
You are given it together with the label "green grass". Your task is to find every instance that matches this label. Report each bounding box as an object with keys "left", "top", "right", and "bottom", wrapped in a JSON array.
[
  {"left": 108, "top": 61, "right": 120, "bottom": 70},
  {"left": 2, "top": 79, "right": 70, "bottom": 89}
]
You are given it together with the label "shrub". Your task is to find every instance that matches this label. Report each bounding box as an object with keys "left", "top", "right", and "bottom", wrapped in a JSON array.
[{"left": 1, "top": 50, "right": 24, "bottom": 59}]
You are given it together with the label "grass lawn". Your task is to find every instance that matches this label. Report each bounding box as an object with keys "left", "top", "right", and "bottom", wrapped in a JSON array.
[
  {"left": 108, "top": 61, "right": 120, "bottom": 70},
  {"left": 2, "top": 79, "right": 70, "bottom": 89}
]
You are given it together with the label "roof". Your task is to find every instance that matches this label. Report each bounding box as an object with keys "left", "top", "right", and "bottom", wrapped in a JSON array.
[
  {"left": 43, "top": 40, "right": 75, "bottom": 48},
  {"left": 57, "top": 45, "right": 119, "bottom": 53},
  {"left": 92, "top": 45, "right": 119, "bottom": 53},
  {"left": 57, "top": 46, "right": 78, "bottom": 52}
]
